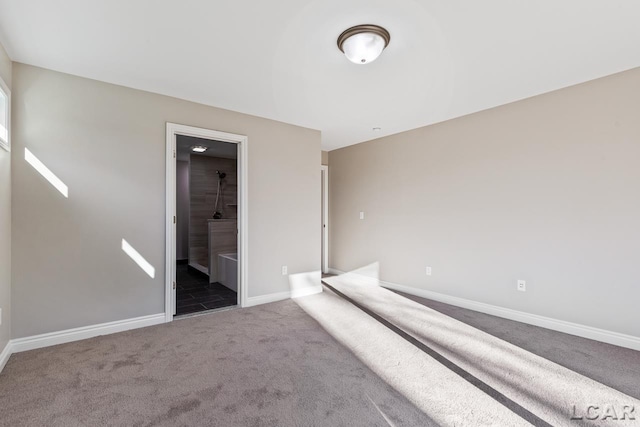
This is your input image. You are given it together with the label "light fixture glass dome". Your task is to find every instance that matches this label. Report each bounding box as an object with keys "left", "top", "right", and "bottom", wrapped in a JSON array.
[{"left": 338, "top": 25, "right": 390, "bottom": 65}]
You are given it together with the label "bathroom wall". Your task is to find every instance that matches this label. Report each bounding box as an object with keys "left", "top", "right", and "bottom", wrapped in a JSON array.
[
  {"left": 329, "top": 66, "right": 640, "bottom": 338},
  {"left": 176, "top": 161, "right": 190, "bottom": 261},
  {"left": 11, "top": 63, "right": 320, "bottom": 338},
  {"left": 189, "top": 155, "right": 237, "bottom": 270},
  {"left": 321, "top": 150, "right": 329, "bottom": 165},
  {"left": 0, "top": 41, "right": 12, "bottom": 357}
]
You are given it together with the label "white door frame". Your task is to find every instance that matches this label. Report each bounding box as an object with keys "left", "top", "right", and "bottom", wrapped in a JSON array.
[
  {"left": 321, "top": 165, "right": 329, "bottom": 274},
  {"left": 165, "top": 123, "right": 249, "bottom": 322}
]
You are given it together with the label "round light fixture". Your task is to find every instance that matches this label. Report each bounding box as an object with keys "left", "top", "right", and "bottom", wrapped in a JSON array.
[
  {"left": 337, "top": 24, "right": 390, "bottom": 64},
  {"left": 191, "top": 146, "right": 207, "bottom": 153}
]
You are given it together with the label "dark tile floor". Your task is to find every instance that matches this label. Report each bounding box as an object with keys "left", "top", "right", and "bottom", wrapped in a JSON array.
[{"left": 176, "top": 263, "right": 237, "bottom": 315}]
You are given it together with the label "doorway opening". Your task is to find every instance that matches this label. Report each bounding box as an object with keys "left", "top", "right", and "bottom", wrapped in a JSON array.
[
  {"left": 165, "top": 124, "right": 248, "bottom": 321},
  {"left": 176, "top": 136, "right": 238, "bottom": 315}
]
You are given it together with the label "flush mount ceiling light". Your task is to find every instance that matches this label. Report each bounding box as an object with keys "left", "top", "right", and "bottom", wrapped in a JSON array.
[
  {"left": 337, "top": 24, "right": 390, "bottom": 64},
  {"left": 191, "top": 146, "right": 207, "bottom": 153}
]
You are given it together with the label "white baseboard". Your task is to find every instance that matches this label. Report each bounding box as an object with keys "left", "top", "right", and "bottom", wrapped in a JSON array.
[
  {"left": 326, "top": 268, "right": 640, "bottom": 352},
  {"left": 10, "top": 313, "right": 166, "bottom": 353},
  {"left": 0, "top": 340, "right": 11, "bottom": 373}
]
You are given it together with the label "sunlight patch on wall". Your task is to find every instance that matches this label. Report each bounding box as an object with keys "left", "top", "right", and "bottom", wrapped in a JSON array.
[
  {"left": 24, "top": 148, "right": 69, "bottom": 198},
  {"left": 288, "top": 270, "right": 322, "bottom": 298},
  {"left": 121, "top": 239, "right": 155, "bottom": 278}
]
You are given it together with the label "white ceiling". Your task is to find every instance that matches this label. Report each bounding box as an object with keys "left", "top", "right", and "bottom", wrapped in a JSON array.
[
  {"left": 176, "top": 135, "right": 237, "bottom": 162},
  {"left": 0, "top": 1, "right": 639, "bottom": 150}
]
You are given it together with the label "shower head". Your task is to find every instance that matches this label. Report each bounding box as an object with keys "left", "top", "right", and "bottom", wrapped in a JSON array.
[{"left": 216, "top": 170, "right": 226, "bottom": 179}]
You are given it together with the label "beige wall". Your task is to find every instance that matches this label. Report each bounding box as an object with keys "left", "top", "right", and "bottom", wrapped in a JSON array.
[
  {"left": 11, "top": 63, "right": 320, "bottom": 338},
  {"left": 321, "top": 150, "right": 329, "bottom": 165},
  {"left": 0, "top": 42, "right": 11, "bottom": 353},
  {"left": 329, "top": 67, "right": 640, "bottom": 337}
]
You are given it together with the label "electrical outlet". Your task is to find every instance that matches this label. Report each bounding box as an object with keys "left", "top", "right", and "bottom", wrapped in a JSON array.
[
  {"left": 425, "top": 266, "right": 432, "bottom": 276},
  {"left": 282, "top": 266, "right": 288, "bottom": 275},
  {"left": 359, "top": 211, "right": 365, "bottom": 220},
  {"left": 517, "top": 280, "right": 526, "bottom": 292}
]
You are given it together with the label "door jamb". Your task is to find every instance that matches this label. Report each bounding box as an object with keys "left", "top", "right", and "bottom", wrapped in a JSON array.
[{"left": 321, "top": 165, "right": 329, "bottom": 274}]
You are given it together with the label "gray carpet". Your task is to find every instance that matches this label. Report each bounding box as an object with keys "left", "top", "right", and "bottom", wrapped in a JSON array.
[
  {"left": 297, "top": 286, "right": 531, "bottom": 425},
  {"left": 398, "top": 290, "right": 640, "bottom": 400},
  {"left": 0, "top": 301, "right": 432, "bottom": 427},
  {"left": 1, "top": 280, "right": 639, "bottom": 426},
  {"left": 323, "top": 273, "right": 640, "bottom": 426}
]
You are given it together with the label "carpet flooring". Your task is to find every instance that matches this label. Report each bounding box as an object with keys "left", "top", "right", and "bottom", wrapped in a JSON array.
[
  {"left": 1, "top": 278, "right": 639, "bottom": 426},
  {"left": 321, "top": 274, "right": 640, "bottom": 426},
  {"left": 0, "top": 299, "right": 430, "bottom": 427},
  {"left": 398, "top": 290, "right": 640, "bottom": 401}
]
